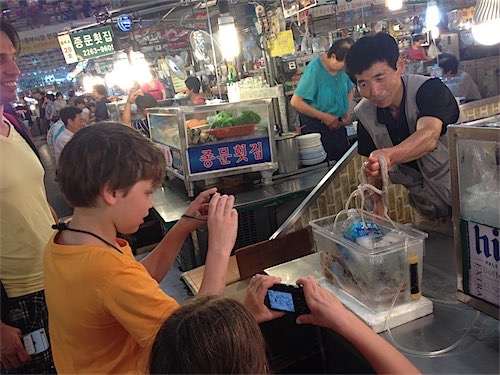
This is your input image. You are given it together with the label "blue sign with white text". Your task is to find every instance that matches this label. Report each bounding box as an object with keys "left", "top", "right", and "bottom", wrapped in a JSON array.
[{"left": 188, "top": 137, "right": 271, "bottom": 173}]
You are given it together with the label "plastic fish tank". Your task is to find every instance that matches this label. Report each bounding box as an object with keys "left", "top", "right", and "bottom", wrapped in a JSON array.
[{"left": 310, "top": 212, "right": 427, "bottom": 313}]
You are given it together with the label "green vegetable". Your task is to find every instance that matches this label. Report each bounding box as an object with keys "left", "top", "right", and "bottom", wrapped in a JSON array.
[
  {"left": 210, "top": 111, "right": 235, "bottom": 128},
  {"left": 233, "top": 110, "right": 261, "bottom": 126}
]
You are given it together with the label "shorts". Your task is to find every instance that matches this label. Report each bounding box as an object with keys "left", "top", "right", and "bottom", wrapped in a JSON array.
[{"left": 1, "top": 290, "right": 55, "bottom": 374}]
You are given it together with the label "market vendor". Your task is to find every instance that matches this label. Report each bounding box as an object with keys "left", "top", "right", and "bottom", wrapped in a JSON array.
[
  {"left": 345, "top": 32, "right": 459, "bottom": 227},
  {"left": 141, "top": 70, "right": 167, "bottom": 101},
  {"left": 185, "top": 76, "right": 206, "bottom": 105},
  {"left": 403, "top": 34, "right": 430, "bottom": 61},
  {"left": 290, "top": 38, "right": 355, "bottom": 162}
]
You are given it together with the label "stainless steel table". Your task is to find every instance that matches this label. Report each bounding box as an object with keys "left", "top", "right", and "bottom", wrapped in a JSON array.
[{"left": 152, "top": 162, "right": 333, "bottom": 225}]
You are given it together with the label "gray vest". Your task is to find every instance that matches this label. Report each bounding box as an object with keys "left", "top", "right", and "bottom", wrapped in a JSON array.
[{"left": 354, "top": 74, "right": 451, "bottom": 218}]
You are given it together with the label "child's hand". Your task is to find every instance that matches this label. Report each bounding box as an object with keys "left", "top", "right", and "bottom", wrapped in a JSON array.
[
  {"left": 295, "top": 276, "right": 349, "bottom": 331},
  {"left": 178, "top": 187, "right": 217, "bottom": 233},
  {"left": 243, "top": 274, "right": 285, "bottom": 323},
  {"left": 207, "top": 192, "right": 238, "bottom": 257}
]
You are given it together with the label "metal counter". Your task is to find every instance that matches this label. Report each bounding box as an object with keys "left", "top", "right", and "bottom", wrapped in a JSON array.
[
  {"left": 152, "top": 162, "right": 333, "bottom": 225},
  {"left": 381, "top": 230, "right": 499, "bottom": 374}
]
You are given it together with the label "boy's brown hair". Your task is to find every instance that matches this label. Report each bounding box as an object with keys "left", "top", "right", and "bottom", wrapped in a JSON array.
[{"left": 57, "top": 122, "right": 165, "bottom": 207}]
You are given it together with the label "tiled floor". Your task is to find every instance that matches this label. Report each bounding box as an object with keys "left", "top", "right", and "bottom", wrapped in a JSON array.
[{"left": 36, "top": 136, "right": 192, "bottom": 303}]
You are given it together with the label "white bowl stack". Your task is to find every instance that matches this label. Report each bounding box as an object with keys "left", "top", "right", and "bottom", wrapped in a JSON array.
[{"left": 296, "top": 133, "right": 327, "bottom": 166}]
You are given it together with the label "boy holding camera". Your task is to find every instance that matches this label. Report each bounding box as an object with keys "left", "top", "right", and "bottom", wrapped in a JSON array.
[{"left": 44, "top": 123, "right": 238, "bottom": 373}]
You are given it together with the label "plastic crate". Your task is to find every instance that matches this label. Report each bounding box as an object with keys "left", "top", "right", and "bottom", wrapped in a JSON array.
[
  {"left": 310, "top": 212, "right": 427, "bottom": 312},
  {"left": 207, "top": 124, "right": 256, "bottom": 139}
]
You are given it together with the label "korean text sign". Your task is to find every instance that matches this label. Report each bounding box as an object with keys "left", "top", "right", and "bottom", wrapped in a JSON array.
[
  {"left": 59, "top": 26, "right": 115, "bottom": 64},
  {"left": 188, "top": 137, "right": 271, "bottom": 173}
]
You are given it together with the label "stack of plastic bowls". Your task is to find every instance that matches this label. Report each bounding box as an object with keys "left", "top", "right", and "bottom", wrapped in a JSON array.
[{"left": 296, "top": 133, "right": 327, "bottom": 166}]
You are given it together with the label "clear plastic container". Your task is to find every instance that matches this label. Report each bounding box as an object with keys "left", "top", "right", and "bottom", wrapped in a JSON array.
[{"left": 310, "top": 212, "right": 428, "bottom": 312}]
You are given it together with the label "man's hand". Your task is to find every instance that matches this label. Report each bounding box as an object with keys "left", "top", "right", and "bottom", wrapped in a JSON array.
[
  {"left": 127, "top": 88, "right": 143, "bottom": 104},
  {"left": 363, "top": 149, "right": 392, "bottom": 179},
  {"left": 320, "top": 113, "right": 340, "bottom": 130},
  {"left": 243, "top": 274, "right": 285, "bottom": 323},
  {"left": 338, "top": 112, "right": 352, "bottom": 126},
  {"left": 0, "top": 323, "right": 31, "bottom": 370}
]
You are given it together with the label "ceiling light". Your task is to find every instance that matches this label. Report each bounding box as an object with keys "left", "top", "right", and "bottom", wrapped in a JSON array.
[
  {"left": 386, "top": 0, "right": 403, "bottom": 11},
  {"left": 218, "top": 14, "right": 240, "bottom": 60},
  {"left": 425, "top": 1, "right": 440, "bottom": 28},
  {"left": 472, "top": 0, "right": 500, "bottom": 45}
]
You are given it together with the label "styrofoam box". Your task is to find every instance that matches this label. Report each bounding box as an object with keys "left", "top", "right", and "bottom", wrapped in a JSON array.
[{"left": 309, "top": 212, "right": 427, "bottom": 313}]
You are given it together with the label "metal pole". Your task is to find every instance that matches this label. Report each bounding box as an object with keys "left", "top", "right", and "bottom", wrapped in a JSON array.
[{"left": 205, "top": 0, "right": 222, "bottom": 99}]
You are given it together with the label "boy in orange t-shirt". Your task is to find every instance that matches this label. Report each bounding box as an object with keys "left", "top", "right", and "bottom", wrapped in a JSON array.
[{"left": 44, "top": 123, "right": 238, "bottom": 373}]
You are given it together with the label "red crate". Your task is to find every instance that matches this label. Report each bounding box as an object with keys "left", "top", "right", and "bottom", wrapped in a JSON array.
[{"left": 207, "top": 124, "right": 256, "bottom": 139}]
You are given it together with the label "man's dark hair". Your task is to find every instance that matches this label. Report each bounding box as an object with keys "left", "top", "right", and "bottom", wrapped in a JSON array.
[
  {"left": 185, "top": 76, "right": 201, "bottom": 93},
  {"left": 345, "top": 32, "right": 399, "bottom": 83},
  {"left": 74, "top": 96, "right": 86, "bottom": 106},
  {"left": 413, "top": 34, "right": 426, "bottom": 43},
  {"left": 326, "top": 37, "right": 354, "bottom": 61},
  {"left": 437, "top": 53, "right": 459, "bottom": 75},
  {"left": 93, "top": 84, "right": 107, "bottom": 97},
  {"left": 0, "top": 21, "right": 20, "bottom": 54},
  {"left": 136, "top": 93, "right": 158, "bottom": 111},
  {"left": 60, "top": 106, "right": 82, "bottom": 126}
]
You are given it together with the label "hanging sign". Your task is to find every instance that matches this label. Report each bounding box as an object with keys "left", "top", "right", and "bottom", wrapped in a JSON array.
[
  {"left": 58, "top": 26, "right": 115, "bottom": 64},
  {"left": 117, "top": 14, "right": 133, "bottom": 32},
  {"left": 58, "top": 33, "right": 77, "bottom": 64},
  {"left": 268, "top": 30, "right": 295, "bottom": 57},
  {"left": 281, "top": 0, "right": 318, "bottom": 18}
]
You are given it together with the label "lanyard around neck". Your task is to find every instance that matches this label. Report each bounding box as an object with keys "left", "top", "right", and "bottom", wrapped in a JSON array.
[{"left": 52, "top": 222, "right": 123, "bottom": 253}]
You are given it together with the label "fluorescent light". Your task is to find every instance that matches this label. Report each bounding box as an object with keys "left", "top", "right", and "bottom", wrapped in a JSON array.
[
  {"left": 426, "top": 1, "right": 440, "bottom": 28},
  {"left": 218, "top": 14, "right": 240, "bottom": 60}
]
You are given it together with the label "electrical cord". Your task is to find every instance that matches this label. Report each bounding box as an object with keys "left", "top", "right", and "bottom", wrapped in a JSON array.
[{"left": 383, "top": 239, "right": 481, "bottom": 358}]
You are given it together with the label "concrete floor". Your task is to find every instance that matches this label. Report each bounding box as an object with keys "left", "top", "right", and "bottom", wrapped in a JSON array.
[{"left": 36, "top": 136, "right": 192, "bottom": 303}]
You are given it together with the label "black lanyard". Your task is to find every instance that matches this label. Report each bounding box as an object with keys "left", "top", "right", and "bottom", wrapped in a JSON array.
[{"left": 52, "top": 222, "right": 123, "bottom": 254}]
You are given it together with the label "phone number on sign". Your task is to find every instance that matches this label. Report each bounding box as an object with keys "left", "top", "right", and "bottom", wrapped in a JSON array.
[{"left": 82, "top": 45, "right": 114, "bottom": 57}]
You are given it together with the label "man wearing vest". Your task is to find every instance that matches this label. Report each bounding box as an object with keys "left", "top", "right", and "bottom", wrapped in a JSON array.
[{"left": 345, "top": 32, "right": 459, "bottom": 229}]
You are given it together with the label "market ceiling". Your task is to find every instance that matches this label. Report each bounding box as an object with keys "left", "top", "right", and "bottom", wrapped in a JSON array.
[
  {"left": 1, "top": 0, "right": 226, "bottom": 89},
  {"left": 3, "top": 0, "right": 476, "bottom": 89}
]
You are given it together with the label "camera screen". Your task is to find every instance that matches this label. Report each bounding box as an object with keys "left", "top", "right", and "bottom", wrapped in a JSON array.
[{"left": 267, "top": 290, "right": 295, "bottom": 312}]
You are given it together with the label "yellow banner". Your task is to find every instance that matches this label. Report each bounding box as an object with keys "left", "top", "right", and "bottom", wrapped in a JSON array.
[
  {"left": 268, "top": 30, "right": 295, "bottom": 57},
  {"left": 20, "top": 33, "right": 60, "bottom": 56}
]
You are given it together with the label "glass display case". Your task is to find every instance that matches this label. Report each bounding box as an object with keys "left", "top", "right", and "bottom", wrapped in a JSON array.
[
  {"left": 448, "top": 115, "right": 500, "bottom": 319},
  {"left": 147, "top": 99, "right": 277, "bottom": 196}
]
